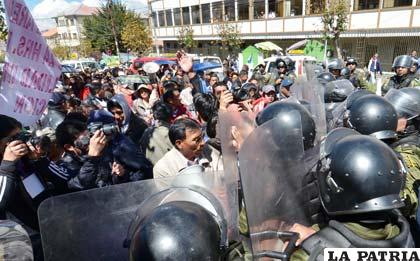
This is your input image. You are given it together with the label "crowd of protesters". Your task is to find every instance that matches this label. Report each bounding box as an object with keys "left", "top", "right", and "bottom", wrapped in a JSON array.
[{"left": 0, "top": 48, "right": 420, "bottom": 260}]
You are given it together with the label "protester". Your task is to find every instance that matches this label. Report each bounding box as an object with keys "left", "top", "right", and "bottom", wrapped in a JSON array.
[{"left": 153, "top": 118, "right": 223, "bottom": 178}]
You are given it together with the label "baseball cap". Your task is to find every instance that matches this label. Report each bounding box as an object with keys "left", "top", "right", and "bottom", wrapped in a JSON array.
[{"left": 262, "top": 85, "right": 276, "bottom": 93}]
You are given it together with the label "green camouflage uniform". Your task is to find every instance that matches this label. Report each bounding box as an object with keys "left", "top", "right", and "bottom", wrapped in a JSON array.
[
  {"left": 349, "top": 68, "right": 368, "bottom": 89},
  {"left": 0, "top": 220, "right": 33, "bottom": 261},
  {"left": 393, "top": 140, "right": 420, "bottom": 219},
  {"left": 382, "top": 73, "right": 420, "bottom": 94},
  {"left": 291, "top": 222, "right": 401, "bottom": 261}
]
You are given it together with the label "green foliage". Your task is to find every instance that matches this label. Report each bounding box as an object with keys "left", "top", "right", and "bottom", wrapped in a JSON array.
[
  {"left": 177, "top": 26, "right": 197, "bottom": 51},
  {"left": 83, "top": 0, "right": 134, "bottom": 53},
  {"left": 121, "top": 15, "right": 153, "bottom": 55},
  {"left": 0, "top": 1, "right": 8, "bottom": 41},
  {"left": 52, "top": 46, "right": 70, "bottom": 60},
  {"left": 214, "top": 23, "right": 243, "bottom": 54},
  {"left": 320, "top": 0, "right": 350, "bottom": 59}
]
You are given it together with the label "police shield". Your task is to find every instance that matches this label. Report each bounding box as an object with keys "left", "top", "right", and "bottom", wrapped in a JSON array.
[
  {"left": 238, "top": 112, "right": 307, "bottom": 259},
  {"left": 384, "top": 88, "right": 420, "bottom": 120},
  {"left": 218, "top": 111, "right": 256, "bottom": 182},
  {"left": 38, "top": 171, "right": 237, "bottom": 261}
]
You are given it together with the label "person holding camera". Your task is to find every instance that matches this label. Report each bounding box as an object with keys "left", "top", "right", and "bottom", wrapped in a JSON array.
[{"left": 55, "top": 120, "right": 108, "bottom": 190}]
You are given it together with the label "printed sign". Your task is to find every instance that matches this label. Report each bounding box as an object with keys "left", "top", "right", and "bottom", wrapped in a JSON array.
[{"left": 0, "top": 0, "right": 61, "bottom": 126}]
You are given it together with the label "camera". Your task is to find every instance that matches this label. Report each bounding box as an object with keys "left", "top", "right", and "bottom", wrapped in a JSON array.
[
  {"left": 8, "top": 131, "right": 32, "bottom": 143},
  {"left": 88, "top": 122, "right": 120, "bottom": 136}
]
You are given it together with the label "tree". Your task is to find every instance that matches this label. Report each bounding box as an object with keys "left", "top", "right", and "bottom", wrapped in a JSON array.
[
  {"left": 320, "top": 0, "right": 350, "bottom": 60},
  {"left": 214, "top": 23, "right": 243, "bottom": 56},
  {"left": 0, "top": 1, "right": 7, "bottom": 41},
  {"left": 52, "top": 46, "right": 70, "bottom": 60},
  {"left": 83, "top": 0, "right": 133, "bottom": 53},
  {"left": 177, "top": 26, "right": 197, "bottom": 52},
  {"left": 121, "top": 15, "right": 153, "bottom": 55}
]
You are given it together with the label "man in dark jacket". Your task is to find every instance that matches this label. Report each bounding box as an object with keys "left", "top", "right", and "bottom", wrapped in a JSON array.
[
  {"left": 55, "top": 120, "right": 108, "bottom": 190},
  {"left": 107, "top": 94, "right": 148, "bottom": 146}
]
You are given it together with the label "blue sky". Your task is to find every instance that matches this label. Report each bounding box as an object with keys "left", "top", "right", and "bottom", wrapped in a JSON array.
[{"left": 28, "top": 0, "right": 148, "bottom": 30}]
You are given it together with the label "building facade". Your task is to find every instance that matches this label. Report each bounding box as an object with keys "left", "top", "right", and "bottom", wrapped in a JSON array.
[
  {"left": 149, "top": 0, "right": 420, "bottom": 70},
  {"left": 42, "top": 28, "right": 59, "bottom": 49},
  {"left": 53, "top": 4, "right": 98, "bottom": 48}
]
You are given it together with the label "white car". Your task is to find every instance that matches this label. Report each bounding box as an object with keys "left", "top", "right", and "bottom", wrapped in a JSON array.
[{"left": 62, "top": 59, "right": 100, "bottom": 72}]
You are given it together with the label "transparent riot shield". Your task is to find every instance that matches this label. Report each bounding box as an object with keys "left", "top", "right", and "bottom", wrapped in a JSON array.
[
  {"left": 304, "top": 62, "right": 317, "bottom": 81},
  {"left": 218, "top": 111, "right": 256, "bottom": 182},
  {"left": 38, "top": 171, "right": 237, "bottom": 261},
  {"left": 384, "top": 88, "right": 420, "bottom": 120},
  {"left": 238, "top": 112, "right": 307, "bottom": 260},
  {"left": 319, "top": 127, "right": 361, "bottom": 159},
  {"left": 325, "top": 79, "right": 355, "bottom": 103},
  {"left": 302, "top": 79, "right": 327, "bottom": 142}
]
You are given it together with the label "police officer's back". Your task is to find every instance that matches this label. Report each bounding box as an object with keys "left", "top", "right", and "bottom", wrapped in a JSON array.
[{"left": 292, "top": 135, "right": 414, "bottom": 261}]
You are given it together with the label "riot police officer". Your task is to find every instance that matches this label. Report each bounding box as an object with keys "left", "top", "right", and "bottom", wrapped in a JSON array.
[
  {"left": 383, "top": 55, "right": 420, "bottom": 94},
  {"left": 385, "top": 87, "right": 420, "bottom": 243},
  {"left": 327, "top": 58, "right": 344, "bottom": 79},
  {"left": 292, "top": 135, "right": 414, "bottom": 261},
  {"left": 346, "top": 57, "right": 368, "bottom": 89}
]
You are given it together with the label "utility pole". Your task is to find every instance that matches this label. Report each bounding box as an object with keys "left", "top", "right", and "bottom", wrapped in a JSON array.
[
  {"left": 147, "top": 0, "right": 160, "bottom": 56},
  {"left": 108, "top": 0, "right": 120, "bottom": 58}
]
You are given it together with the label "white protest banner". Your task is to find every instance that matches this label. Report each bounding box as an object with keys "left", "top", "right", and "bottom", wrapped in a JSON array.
[{"left": 0, "top": 0, "right": 61, "bottom": 126}]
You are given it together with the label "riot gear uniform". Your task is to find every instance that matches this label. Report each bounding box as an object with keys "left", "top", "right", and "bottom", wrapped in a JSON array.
[
  {"left": 292, "top": 135, "right": 414, "bottom": 261},
  {"left": 383, "top": 55, "right": 419, "bottom": 94},
  {"left": 346, "top": 58, "right": 368, "bottom": 89}
]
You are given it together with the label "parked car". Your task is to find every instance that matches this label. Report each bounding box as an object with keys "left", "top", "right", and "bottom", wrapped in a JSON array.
[{"left": 62, "top": 59, "right": 100, "bottom": 72}]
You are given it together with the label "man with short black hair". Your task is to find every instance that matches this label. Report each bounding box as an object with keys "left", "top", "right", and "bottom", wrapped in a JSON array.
[{"left": 153, "top": 118, "right": 223, "bottom": 178}]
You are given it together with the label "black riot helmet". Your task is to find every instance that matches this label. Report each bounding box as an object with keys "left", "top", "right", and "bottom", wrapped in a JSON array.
[
  {"left": 317, "top": 72, "right": 335, "bottom": 85},
  {"left": 129, "top": 201, "right": 222, "bottom": 261},
  {"left": 256, "top": 101, "right": 316, "bottom": 150},
  {"left": 347, "top": 94, "right": 398, "bottom": 140},
  {"left": 340, "top": 67, "right": 351, "bottom": 79},
  {"left": 392, "top": 55, "right": 414, "bottom": 69},
  {"left": 324, "top": 79, "right": 355, "bottom": 103},
  {"left": 318, "top": 135, "right": 405, "bottom": 216},
  {"left": 327, "top": 58, "right": 344, "bottom": 71},
  {"left": 346, "top": 89, "right": 372, "bottom": 110},
  {"left": 283, "top": 57, "right": 295, "bottom": 71},
  {"left": 346, "top": 57, "right": 358, "bottom": 66}
]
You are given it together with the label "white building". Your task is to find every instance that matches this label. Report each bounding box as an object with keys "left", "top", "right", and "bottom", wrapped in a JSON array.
[
  {"left": 54, "top": 4, "right": 98, "bottom": 48},
  {"left": 149, "top": 0, "right": 420, "bottom": 70}
]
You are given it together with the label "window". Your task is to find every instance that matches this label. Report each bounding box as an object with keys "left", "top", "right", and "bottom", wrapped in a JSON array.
[
  {"left": 285, "top": 0, "right": 302, "bottom": 16},
  {"left": 224, "top": 1, "right": 235, "bottom": 21},
  {"left": 238, "top": 0, "right": 250, "bottom": 20},
  {"left": 174, "top": 8, "right": 182, "bottom": 25},
  {"left": 268, "top": 0, "right": 283, "bottom": 17},
  {"left": 383, "top": 0, "right": 412, "bottom": 8},
  {"left": 72, "top": 33, "right": 77, "bottom": 39},
  {"left": 58, "top": 19, "right": 66, "bottom": 27},
  {"left": 152, "top": 12, "right": 157, "bottom": 27},
  {"left": 158, "top": 11, "right": 165, "bottom": 26},
  {"left": 254, "top": 0, "right": 266, "bottom": 19},
  {"left": 212, "top": 1, "right": 223, "bottom": 22},
  {"left": 70, "top": 18, "right": 75, "bottom": 26},
  {"left": 182, "top": 7, "right": 190, "bottom": 25},
  {"left": 202, "top": 3, "right": 211, "bottom": 23},
  {"left": 191, "top": 5, "right": 200, "bottom": 24},
  {"left": 306, "top": 0, "right": 325, "bottom": 14},
  {"left": 166, "top": 9, "right": 173, "bottom": 26},
  {"left": 354, "top": 0, "right": 380, "bottom": 10}
]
